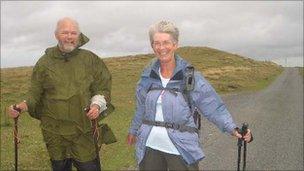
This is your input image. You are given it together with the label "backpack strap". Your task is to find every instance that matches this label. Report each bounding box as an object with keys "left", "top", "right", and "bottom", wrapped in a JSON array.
[
  {"left": 142, "top": 119, "right": 198, "bottom": 133},
  {"left": 148, "top": 87, "right": 181, "bottom": 96},
  {"left": 184, "top": 66, "right": 201, "bottom": 131}
]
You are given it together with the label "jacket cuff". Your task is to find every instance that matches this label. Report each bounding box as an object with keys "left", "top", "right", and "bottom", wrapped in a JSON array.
[
  {"left": 90, "top": 94, "right": 107, "bottom": 113},
  {"left": 129, "top": 128, "right": 138, "bottom": 136},
  {"left": 26, "top": 97, "right": 40, "bottom": 119},
  {"left": 226, "top": 123, "right": 237, "bottom": 135}
]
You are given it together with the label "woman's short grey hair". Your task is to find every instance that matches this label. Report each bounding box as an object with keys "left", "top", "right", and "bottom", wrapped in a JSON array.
[{"left": 148, "top": 20, "right": 179, "bottom": 45}]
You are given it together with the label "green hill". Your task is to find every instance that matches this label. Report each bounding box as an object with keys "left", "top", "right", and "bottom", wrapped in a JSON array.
[{"left": 0, "top": 46, "right": 283, "bottom": 170}]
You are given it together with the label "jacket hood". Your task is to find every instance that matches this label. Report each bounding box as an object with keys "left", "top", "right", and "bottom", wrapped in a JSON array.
[
  {"left": 45, "top": 33, "right": 89, "bottom": 59},
  {"left": 78, "top": 33, "right": 89, "bottom": 47}
]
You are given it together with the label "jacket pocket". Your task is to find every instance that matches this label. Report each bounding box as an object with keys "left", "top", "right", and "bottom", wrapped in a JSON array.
[{"left": 174, "top": 131, "right": 201, "bottom": 156}]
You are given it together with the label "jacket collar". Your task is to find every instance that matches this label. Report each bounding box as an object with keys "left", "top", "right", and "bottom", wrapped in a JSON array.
[
  {"left": 46, "top": 33, "right": 89, "bottom": 60},
  {"left": 52, "top": 45, "right": 80, "bottom": 59}
]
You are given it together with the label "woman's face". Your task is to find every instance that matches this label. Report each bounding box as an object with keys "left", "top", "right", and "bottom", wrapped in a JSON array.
[{"left": 152, "top": 32, "right": 178, "bottom": 64}]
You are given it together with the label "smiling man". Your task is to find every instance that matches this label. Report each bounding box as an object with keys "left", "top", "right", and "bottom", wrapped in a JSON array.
[
  {"left": 9, "top": 17, "right": 114, "bottom": 171},
  {"left": 55, "top": 19, "right": 80, "bottom": 53}
]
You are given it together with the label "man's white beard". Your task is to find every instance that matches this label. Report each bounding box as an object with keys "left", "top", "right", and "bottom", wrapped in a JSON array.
[{"left": 59, "top": 42, "right": 77, "bottom": 53}]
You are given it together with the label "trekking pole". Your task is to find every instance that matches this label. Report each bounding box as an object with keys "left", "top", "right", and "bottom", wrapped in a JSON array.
[
  {"left": 237, "top": 134, "right": 242, "bottom": 171},
  {"left": 237, "top": 123, "right": 248, "bottom": 171},
  {"left": 12, "top": 105, "right": 21, "bottom": 171},
  {"left": 241, "top": 123, "right": 248, "bottom": 171},
  {"left": 243, "top": 137, "right": 247, "bottom": 171},
  {"left": 92, "top": 118, "right": 101, "bottom": 171},
  {"left": 84, "top": 107, "right": 101, "bottom": 171}
]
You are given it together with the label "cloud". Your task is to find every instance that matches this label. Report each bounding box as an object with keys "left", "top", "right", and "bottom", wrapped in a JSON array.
[{"left": 1, "top": 1, "right": 303, "bottom": 67}]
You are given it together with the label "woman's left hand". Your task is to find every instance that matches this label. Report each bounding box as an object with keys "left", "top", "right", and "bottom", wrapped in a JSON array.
[
  {"left": 233, "top": 128, "right": 253, "bottom": 143},
  {"left": 127, "top": 133, "right": 137, "bottom": 145}
]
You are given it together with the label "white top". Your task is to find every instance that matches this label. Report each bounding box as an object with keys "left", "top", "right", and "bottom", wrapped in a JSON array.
[{"left": 145, "top": 69, "right": 180, "bottom": 155}]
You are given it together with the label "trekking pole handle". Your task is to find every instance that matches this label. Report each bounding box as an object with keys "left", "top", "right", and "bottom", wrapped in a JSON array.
[
  {"left": 12, "top": 105, "right": 21, "bottom": 120},
  {"left": 13, "top": 105, "right": 22, "bottom": 113},
  {"left": 241, "top": 123, "right": 249, "bottom": 137},
  {"left": 84, "top": 107, "right": 98, "bottom": 123}
]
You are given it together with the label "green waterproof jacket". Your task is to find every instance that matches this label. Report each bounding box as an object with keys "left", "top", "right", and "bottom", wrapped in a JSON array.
[{"left": 26, "top": 33, "right": 114, "bottom": 135}]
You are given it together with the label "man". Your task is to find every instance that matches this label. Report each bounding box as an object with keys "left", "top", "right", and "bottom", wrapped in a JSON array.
[{"left": 9, "top": 17, "right": 114, "bottom": 171}]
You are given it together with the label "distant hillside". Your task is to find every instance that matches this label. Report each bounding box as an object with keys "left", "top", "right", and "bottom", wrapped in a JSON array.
[
  {"left": 103, "top": 46, "right": 283, "bottom": 94},
  {"left": 0, "top": 46, "right": 283, "bottom": 170}
]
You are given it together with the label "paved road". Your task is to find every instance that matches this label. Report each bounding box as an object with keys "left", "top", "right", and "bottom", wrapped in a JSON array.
[{"left": 199, "top": 67, "right": 303, "bottom": 170}]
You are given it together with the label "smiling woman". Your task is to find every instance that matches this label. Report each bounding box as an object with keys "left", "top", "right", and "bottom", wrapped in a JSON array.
[
  {"left": 151, "top": 33, "right": 177, "bottom": 75},
  {"left": 127, "top": 20, "right": 253, "bottom": 171}
]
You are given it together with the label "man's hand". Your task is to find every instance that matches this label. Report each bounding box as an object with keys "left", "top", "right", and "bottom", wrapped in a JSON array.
[
  {"left": 86, "top": 104, "right": 100, "bottom": 120},
  {"left": 91, "top": 95, "right": 107, "bottom": 113},
  {"left": 233, "top": 128, "right": 253, "bottom": 143},
  {"left": 127, "top": 133, "right": 137, "bottom": 146},
  {"left": 8, "top": 101, "right": 28, "bottom": 118}
]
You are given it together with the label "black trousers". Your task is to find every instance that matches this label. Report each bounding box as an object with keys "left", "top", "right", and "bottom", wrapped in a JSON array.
[
  {"left": 139, "top": 147, "right": 199, "bottom": 171},
  {"left": 51, "top": 158, "right": 101, "bottom": 171}
]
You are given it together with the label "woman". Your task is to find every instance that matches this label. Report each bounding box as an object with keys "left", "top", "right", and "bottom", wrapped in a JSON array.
[{"left": 127, "top": 21, "right": 252, "bottom": 170}]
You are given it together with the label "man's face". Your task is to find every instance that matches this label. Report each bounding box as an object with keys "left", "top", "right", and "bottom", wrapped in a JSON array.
[
  {"left": 152, "top": 32, "right": 178, "bottom": 64},
  {"left": 55, "top": 21, "right": 79, "bottom": 53}
]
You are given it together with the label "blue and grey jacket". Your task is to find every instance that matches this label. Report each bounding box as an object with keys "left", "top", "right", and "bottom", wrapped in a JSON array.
[{"left": 129, "top": 54, "right": 237, "bottom": 164}]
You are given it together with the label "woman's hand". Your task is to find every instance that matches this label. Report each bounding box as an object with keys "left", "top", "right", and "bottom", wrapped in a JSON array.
[
  {"left": 232, "top": 128, "right": 253, "bottom": 143},
  {"left": 127, "top": 133, "right": 137, "bottom": 145}
]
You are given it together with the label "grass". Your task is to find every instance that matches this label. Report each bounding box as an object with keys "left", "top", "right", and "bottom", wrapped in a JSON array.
[
  {"left": 1, "top": 46, "right": 283, "bottom": 170},
  {"left": 298, "top": 67, "right": 304, "bottom": 77}
]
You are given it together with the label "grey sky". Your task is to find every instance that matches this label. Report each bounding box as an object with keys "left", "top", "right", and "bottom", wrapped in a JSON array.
[{"left": 1, "top": 1, "right": 303, "bottom": 68}]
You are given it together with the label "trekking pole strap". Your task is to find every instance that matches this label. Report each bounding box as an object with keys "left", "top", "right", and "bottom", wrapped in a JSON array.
[
  {"left": 148, "top": 87, "right": 180, "bottom": 96},
  {"left": 142, "top": 119, "right": 198, "bottom": 133},
  {"left": 91, "top": 119, "right": 101, "bottom": 171},
  {"left": 91, "top": 120, "right": 100, "bottom": 144},
  {"left": 13, "top": 118, "right": 20, "bottom": 144},
  {"left": 84, "top": 106, "right": 101, "bottom": 170},
  {"left": 236, "top": 123, "right": 250, "bottom": 171}
]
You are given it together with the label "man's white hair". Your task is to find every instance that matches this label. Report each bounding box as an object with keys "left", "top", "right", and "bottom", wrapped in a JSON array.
[{"left": 55, "top": 17, "right": 80, "bottom": 34}]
